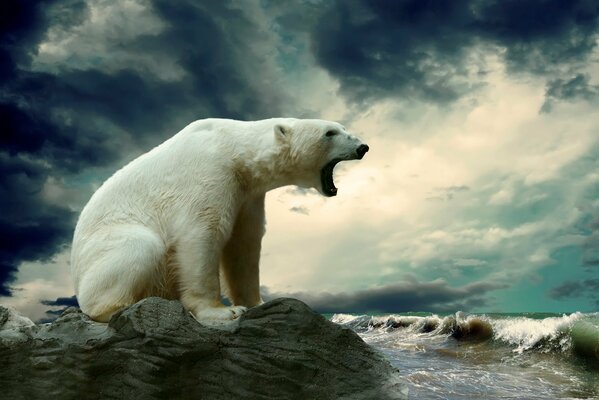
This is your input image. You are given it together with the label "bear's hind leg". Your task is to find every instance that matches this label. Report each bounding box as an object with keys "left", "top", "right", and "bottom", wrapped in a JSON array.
[{"left": 76, "top": 225, "right": 166, "bottom": 322}]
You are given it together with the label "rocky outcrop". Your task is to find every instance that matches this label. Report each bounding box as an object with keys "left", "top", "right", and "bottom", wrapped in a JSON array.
[{"left": 0, "top": 297, "right": 407, "bottom": 400}]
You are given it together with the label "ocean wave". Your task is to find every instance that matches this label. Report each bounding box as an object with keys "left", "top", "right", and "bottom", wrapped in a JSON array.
[
  {"left": 571, "top": 318, "right": 599, "bottom": 360},
  {"left": 491, "top": 313, "right": 582, "bottom": 353},
  {"left": 331, "top": 312, "right": 599, "bottom": 360}
]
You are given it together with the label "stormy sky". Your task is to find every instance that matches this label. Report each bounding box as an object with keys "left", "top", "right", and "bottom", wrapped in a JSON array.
[{"left": 2, "top": 0, "right": 599, "bottom": 321}]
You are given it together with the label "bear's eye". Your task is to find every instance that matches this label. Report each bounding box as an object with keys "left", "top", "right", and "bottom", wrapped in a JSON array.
[{"left": 325, "top": 130, "right": 338, "bottom": 137}]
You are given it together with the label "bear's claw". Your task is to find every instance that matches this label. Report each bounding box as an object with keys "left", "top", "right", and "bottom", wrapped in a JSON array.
[{"left": 194, "top": 305, "right": 247, "bottom": 321}]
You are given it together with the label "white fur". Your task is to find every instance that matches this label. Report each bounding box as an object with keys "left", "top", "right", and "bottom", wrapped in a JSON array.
[{"left": 71, "top": 118, "right": 366, "bottom": 322}]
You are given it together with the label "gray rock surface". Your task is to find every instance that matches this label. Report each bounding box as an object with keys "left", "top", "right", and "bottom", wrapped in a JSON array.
[{"left": 0, "top": 297, "right": 407, "bottom": 400}]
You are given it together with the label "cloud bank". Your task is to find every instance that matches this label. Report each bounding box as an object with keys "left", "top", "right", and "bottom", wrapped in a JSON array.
[
  {"left": 263, "top": 278, "right": 508, "bottom": 313},
  {"left": 311, "top": 0, "right": 599, "bottom": 104}
]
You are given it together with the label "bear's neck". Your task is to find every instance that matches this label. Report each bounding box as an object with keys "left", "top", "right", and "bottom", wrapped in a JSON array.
[{"left": 231, "top": 137, "right": 295, "bottom": 195}]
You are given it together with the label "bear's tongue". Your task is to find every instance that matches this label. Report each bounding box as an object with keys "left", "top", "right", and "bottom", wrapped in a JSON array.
[{"left": 321, "top": 159, "right": 340, "bottom": 197}]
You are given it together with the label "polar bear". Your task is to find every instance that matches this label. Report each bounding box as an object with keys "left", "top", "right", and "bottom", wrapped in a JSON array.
[{"left": 70, "top": 118, "right": 368, "bottom": 322}]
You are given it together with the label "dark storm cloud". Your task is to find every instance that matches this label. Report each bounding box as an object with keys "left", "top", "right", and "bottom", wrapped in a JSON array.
[
  {"left": 582, "top": 236, "right": 599, "bottom": 267},
  {"left": 0, "top": 0, "right": 290, "bottom": 295},
  {"left": 37, "top": 295, "right": 78, "bottom": 323},
  {"left": 548, "top": 281, "right": 583, "bottom": 298},
  {"left": 310, "top": 0, "right": 599, "bottom": 104},
  {"left": 0, "top": 0, "right": 85, "bottom": 295},
  {"left": 541, "top": 74, "right": 599, "bottom": 112},
  {"left": 548, "top": 278, "right": 599, "bottom": 307},
  {"left": 0, "top": 0, "right": 63, "bottom": 82},
  {"left": 262, "top": 278, "right": 508, "bottom": 313},
  {"left": 546, "top": 74, "right": 598, "bottom": 101},
  {"left": 545, "top": 176, "right": 599, "bottom": 308},
  {"left": 148, "top": 1, "right": 289, "bottom": 119},
  {"left": 40, "top": 295, "right": 78, "bottom": 307},
  {"left": 581, "top": 217, "right": 599, "bottom": 267}
]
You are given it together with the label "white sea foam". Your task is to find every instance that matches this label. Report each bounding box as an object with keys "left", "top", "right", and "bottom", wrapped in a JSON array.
[
  {"left": 330, "top": 313, "right": 362, "bottom": 325},
  {"left": 490, "top": 313, "right": 584, "bottom": 353},
  {"left": 332, "top": 311, "right": 599, "bottom": 356}
]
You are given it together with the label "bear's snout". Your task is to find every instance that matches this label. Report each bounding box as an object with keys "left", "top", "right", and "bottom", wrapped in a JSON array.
[{"left": 356, "top": 144, "right": 369, "bottom": 159}]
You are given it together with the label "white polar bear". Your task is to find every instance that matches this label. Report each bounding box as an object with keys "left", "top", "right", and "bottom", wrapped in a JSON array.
[{"left": 70, "top": 118, "right": 368, "bottom": 322}]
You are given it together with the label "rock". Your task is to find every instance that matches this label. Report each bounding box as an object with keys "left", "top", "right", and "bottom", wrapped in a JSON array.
[
  {"left": 0, "top": 305, "right": 35, "bottom": 329},
  {"left": 0, "top": 297, "right": 407, "bottom": 399}
]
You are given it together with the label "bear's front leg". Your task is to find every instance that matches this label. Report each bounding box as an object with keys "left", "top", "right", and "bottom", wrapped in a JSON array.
[
  {"left": 221, "top": 194, "right": 266, "bottom": 308},
  {"left": 177, "top": 230, "right": 247, "bottom": 321}
]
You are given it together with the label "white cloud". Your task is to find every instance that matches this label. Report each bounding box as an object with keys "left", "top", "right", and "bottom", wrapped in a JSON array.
[
  {"left": 42, "top": 177, "right": 92, "bottom": 212},
  {"left": 453, "top": 258, "right": 487, "bottom": 267},
  {"left": 489, "top": 188, "right": 513, "bottom": 205},
  {"left": 32, "top": 0, "right": 185, "bottom": 81},
  {"left": 259, "top": 51, "right": 599, "bottom": 295},
  {"left": 0, "top": 250, "right": 73, "bottom": 321}
]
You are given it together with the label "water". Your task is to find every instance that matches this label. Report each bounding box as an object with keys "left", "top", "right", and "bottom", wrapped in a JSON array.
[{"left": 330, "top": 312, "right": 599, "bottom": 399}]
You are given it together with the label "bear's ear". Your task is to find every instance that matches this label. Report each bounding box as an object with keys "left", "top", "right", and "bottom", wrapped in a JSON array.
[{"left": 274, "top": 124, "right": 290, "bottom": 142}]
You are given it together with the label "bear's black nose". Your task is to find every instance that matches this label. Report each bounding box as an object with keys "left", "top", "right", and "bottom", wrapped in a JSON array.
[{"left": 357, "top": 144, "right": 369, "bottom": 159}]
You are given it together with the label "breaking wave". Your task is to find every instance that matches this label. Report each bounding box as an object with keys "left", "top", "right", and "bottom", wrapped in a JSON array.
[{"left": 331, "top": 311, "right": 599, "bottom": 361}]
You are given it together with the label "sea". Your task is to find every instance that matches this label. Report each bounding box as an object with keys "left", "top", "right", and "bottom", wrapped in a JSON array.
[{"left": 329, "top": 311, "right": 599, "bottom": 399}]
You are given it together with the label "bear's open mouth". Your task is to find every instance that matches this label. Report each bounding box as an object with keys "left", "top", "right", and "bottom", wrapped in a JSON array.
[{"left": 321, "top": 158, "right": 343, "bottom": 197}]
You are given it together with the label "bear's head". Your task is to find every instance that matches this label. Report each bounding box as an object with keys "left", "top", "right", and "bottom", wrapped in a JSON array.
[{"left": 274, "top": 119, "right": 369, "bottom": 197}]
